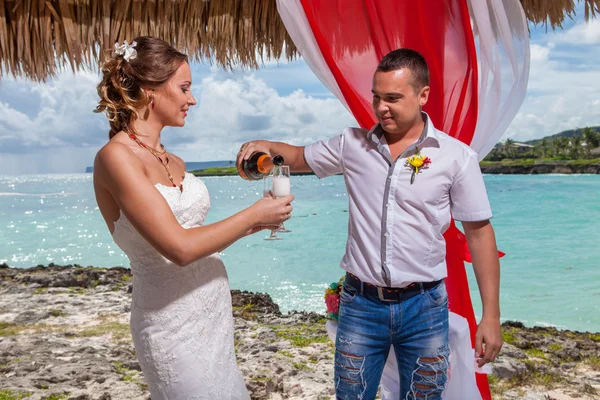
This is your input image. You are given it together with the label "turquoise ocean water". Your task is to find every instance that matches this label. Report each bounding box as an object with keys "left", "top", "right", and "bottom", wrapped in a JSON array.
[{"left": 0, "top": 173, "right": 598, "bottom": 332}]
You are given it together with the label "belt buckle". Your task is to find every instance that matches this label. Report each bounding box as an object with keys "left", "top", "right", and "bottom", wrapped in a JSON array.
[{"left": 377, "top": 287, "right": 395, "bottom": 302}]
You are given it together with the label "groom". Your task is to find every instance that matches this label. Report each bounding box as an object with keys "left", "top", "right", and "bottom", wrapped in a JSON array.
[{"left": 237, "top": 48, "right": 502, "bottom": 399}]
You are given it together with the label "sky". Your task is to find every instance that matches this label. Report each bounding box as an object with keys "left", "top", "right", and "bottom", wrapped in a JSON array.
[{"left": 0, "top": 9, "right": 599, "bottom": 174}]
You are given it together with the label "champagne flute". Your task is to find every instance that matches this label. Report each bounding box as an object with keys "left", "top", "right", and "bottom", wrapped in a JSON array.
[
  {"left": 275, "top": 166, "right": 292, "bottom": 233},
  {"left": 263, "top": 173, "right": 281, "bottom": 240},
  {"left": 264, "top": 166, "right": 291, "bottom": 241}
]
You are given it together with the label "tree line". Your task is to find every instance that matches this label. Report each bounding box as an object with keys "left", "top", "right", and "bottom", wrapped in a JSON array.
[{"left": 488, "top": 127, "right": 600, "bottom": 160}]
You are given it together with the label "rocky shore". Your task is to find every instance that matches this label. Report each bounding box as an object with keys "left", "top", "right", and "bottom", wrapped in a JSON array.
[
  {"left": 1, "top": 264, "right": 599, "bottom": 400},
  {"left": 479, "top": 162, "right": 600, "bottom": 174}
]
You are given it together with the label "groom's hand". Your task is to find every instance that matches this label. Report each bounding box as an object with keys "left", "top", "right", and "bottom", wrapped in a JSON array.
[
  {"left": 237, "top": 140, "right": 272, "bottom": 164},
  {"left": 475, "top": 317, "right": 503, "bottom": 367}
]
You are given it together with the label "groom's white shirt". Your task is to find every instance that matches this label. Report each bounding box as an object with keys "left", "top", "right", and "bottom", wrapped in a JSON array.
[{"left": 304, "top": 113, "right": 492, "bottom": 287}]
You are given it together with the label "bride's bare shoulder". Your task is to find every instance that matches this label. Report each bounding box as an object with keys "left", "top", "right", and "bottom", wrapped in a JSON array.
[{"left": 94, "top": 139, "right": 144, "bottom": 182}]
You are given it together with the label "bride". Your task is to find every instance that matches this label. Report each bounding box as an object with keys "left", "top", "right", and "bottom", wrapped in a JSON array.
[{"left": 92, "top": 36, "right": 293, "bottom": 399}]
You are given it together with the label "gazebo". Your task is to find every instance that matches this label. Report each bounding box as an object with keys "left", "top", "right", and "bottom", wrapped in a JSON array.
[{"left": 0, "top": 0, "right": 598, "bottom": 82}]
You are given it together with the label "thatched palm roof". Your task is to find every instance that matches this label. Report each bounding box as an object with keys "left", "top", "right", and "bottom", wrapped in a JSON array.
[{"left": 1, "top": 0, "right": 599, "bottom": 82}]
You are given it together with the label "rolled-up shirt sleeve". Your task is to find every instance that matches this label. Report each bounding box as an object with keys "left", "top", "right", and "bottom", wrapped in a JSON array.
[
  {"left": 304, "top": 133, "right": 345, "bottom": 178},
  {"left": 450, "top": 153, "right": 493, "bottom": 222}
]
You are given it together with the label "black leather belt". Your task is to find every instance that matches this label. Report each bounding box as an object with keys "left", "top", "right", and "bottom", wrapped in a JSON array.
[{"left": 345, "top": 273, "right": 442, "bottom": 302}]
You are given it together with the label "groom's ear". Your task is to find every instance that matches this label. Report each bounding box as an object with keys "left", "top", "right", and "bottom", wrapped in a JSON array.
[{"left": 418, "top": 85, "right": 430, "bottom": 107}]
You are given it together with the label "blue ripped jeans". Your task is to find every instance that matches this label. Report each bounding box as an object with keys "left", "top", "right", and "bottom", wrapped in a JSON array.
[{"left": 334, "top": 280, "right": 449, "bottom": 400}]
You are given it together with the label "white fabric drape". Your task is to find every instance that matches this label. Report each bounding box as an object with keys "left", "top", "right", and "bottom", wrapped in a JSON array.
[
  {"left": 467, "top": 0, "right": 531, "bottom": 160},
  {"left": 276, "top": 0, "right": 350, "bottom": 112}
]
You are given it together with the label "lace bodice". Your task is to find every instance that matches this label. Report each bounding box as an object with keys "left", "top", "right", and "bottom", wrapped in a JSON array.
[{"left": 112, "top": 172, "right": 210, "bottom": 265}]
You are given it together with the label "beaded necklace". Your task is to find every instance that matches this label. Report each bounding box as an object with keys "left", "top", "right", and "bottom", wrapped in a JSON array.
[{"left": 128, "top": 133, "right": 181, "bottom": 189}]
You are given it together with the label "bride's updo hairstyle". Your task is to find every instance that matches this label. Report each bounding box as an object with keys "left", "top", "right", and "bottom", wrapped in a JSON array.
[{"left": 94, "top": 36, "right": 188, "bottom": 138}]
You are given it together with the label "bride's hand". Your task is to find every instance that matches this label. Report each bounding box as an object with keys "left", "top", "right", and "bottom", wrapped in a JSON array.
[
  {"left": 243, "top": 225, "right": 279, "bottom": 237},
  {"left": 250, "top": 194, "right": 294, "bottom": 227}
]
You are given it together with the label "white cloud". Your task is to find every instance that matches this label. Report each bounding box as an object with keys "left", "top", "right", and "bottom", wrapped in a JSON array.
[
  {"left": 529, "top": 43, "right": 552, "bottom": 65},
  {"left": 0, "top": 69, "right": 106, "bottom": 151},
  {"left": 165, "top": 74, "right": 356, "bottom": 163},
  {"left": 0, "top": 68, "right": 355, "bottom": 174},
  {"left": 553, "top": 19, "right": 600, "bottom": 45},
  {"left": 502, "top": 22, "right": 600, "bottom": 141}
]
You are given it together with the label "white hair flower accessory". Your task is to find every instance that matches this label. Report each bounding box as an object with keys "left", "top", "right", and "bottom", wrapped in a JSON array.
[{"left": 113, "top": 40, "right": 137, "bottom": 61}]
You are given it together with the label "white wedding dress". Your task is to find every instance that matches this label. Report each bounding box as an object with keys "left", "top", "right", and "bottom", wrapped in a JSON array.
[{"left": 112, "top": 172, "right": 250, "bottom": 400}]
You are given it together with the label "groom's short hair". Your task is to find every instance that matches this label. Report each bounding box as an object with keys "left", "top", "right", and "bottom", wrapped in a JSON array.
[{"left": 376, "top": 49, "right": 430, "bottom": 91}]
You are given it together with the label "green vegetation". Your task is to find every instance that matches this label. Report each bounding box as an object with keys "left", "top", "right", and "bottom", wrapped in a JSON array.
[
  {"left": 113, "top": 361, "right": 147, "bottom": 391},
  {"left": 486, "top": 126, "right": 600, "bottom": 163},
  {"left": 488, "top": 374, "right": 504, "bottom": 397},
  {"left": 587, "top": 333, "right": 600, "bottom": 342},
  {"left": 250, "top": 375, "right": 271, "bottom": 382},
  {"left": 548, "top": 343, "right": 563, "bottom": 351},
  {"left": 582, "top": 383, "right": 598, "bottom": 396},
  {"left": 0, "top": 357, "right": 21, "bottom": 368},
  {"left": 270, "top": 323, "right": 330, "bottom": 347},
  {"left": 0, "top": 321, "right": 69, "bottom": 336},
  {"left": 480, "top": 158, "right": 599, "bottom": 168},
  {"left": 48, "top": 309, "right": 66, "bottom": 317},
  {"left": 506, "top": 371, "right": 563, "bottom": 390},
  {"left": 278, "top": 350, "right": 294, "bottom": 358},
  {"left": 52, "top": 286, "right": 86, "bottom": 295},
  {"left": 524, "top": 347, "right": 547, "bottom": 360},
  {"left": 232, "top": 303, "right": 259, "bottom": 320},
  {"left": 308, "top": 354, "right": 321, "bottom": 364},
  {"left": 501, "top": 329, "right": 517, "bottom": 345},
  {"left": 41, "top": 393, "right": 70, "bottom": 400},
  {"left": 585, "top": 355, "right": 600, "bottom": 371},
  {"left": 0, "top": 322, "right": 24, "bottom": 336},
  {"left": 191, "top": 166, "right": 316, "bottom": 177},
  {"left": 480, "top": 158, "right": 537, "bottom": 167},
  {"left": 113, "top": 361, "right": 138, "bottom": 382},
  {"left": 292, "top": 361, "right": 313, "bottom": 371},
  {"left": 80, "top": 321, "right": 131, "bottom": 343},
  {"left": 0, "top": 389, "right": 32, "bottom": 400},
  {"left": 191, "top": 167, "right": 237, "bottom": 176}
]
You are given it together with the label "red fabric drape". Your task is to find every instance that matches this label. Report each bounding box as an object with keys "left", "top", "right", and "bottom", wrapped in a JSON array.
[{"left": 299, "top": 1, "right": 490, "bottom": 398}]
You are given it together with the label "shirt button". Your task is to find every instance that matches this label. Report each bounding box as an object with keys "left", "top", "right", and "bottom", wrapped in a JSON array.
[{"left": 384, "top": 232, "right": 388, "bottom": 237}]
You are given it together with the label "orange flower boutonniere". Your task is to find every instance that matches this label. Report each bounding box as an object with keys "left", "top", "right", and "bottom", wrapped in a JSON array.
[{"left": 405, "top": 147, "right": 432, "bottom": 184}]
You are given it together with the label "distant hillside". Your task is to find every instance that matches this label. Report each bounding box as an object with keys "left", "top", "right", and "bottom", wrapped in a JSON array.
[
  {"left": 524, "top": 126, "right": 600, "bottom": 145},
  {"left": 185, "top": 160, "right": 233, "bottom": 171}
]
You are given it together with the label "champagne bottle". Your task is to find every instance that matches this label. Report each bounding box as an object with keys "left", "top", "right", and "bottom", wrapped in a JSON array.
[{"left": 237, "top": 152, "right": 285, "bottom": 180}]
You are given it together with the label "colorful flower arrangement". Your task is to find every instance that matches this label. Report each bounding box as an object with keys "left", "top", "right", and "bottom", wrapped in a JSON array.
[
  {"left": 324, "top": 275, "right": 345, "bottom": 321},
  {"left": 405, "top": 147, "right": 432, "bottom": 184}
]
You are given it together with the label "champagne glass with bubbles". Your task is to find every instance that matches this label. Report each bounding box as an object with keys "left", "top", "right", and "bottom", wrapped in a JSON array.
[{"left": 263, "top": 165, "right": 291, "bottom": 240}]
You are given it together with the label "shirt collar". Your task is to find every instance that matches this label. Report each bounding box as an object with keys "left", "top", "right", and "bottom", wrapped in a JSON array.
[{"left": 367, "top": 112, "right": 441, "bottom": 148}]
